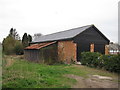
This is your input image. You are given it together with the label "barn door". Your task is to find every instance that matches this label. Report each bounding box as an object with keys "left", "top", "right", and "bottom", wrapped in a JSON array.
[
  {"left": 94, "top": 44, "right": 105, "bottom": 54},
  {"left": 77, "top": 43, "right": 90, "bottom": 61}
]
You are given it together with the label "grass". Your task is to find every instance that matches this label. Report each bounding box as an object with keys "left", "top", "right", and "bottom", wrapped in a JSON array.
[
  {"left": 2, "top": 56, "right": 76, "bottom": 88},
  {"left": 2, "top": 55, "right": 118, "bottom": 88}
]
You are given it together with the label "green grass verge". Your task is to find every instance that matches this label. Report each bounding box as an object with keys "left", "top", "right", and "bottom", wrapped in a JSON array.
[
  {"left": 3, "top": 58, "right": 77, "bottom": 88},
  {"left": 2, "top": 55, "right": 118, "bottom": 88}
]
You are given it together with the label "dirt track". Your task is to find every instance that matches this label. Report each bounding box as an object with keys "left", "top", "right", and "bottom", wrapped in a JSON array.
[
  {"left": 5, "top": 57, "right": 14, "bottom": 67},
  {"left": 65, "top": 74, "right": 118, "bottom": 88}
]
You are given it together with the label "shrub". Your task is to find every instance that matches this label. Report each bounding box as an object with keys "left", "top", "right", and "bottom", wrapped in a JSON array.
[
  {"left": 2, "top": 36, "right": 16, "bottom": 55},
  {"left": 102, "top": 55, "right": 120, "bottom": 73},
  {"left": 2, "top": 35, "right": 24, "bottom": 55},
  {"left": 81, "top": 52, "right": 120, "bottom": 73},
  {"left": 14, "top": 41, "right": 24, "bottom": 55},
  {"left": 81, "top": 52, "right": 101, "bottom": 68}
]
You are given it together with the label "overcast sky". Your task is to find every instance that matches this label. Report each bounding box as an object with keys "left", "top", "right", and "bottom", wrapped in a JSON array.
[{"left": 0, "top": 0, "right": 119, "bottom": 43}]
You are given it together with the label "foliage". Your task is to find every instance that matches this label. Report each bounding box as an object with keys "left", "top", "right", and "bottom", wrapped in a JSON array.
[
  {"left": 2, "top": 36, "right": 23, "bottom": 55},
  {"left": 2, "top": 28, "right": 33, "bottom": 55},
  {"left": 2, "top": 38, "right": 6, "bottom": 52},
  {"left": 22, "top": 33, "right": 32, "bottom": 48},
  {"left": 102, "top": 55, "right": 120, "bottom": 73},
  {"left": 14, "top": 41, "right": 24, "bottom": 55},
  {"left": 9, "top": 28, "right": 20, "bottom": 40},
  {"left": 81, "top": 52, "right": 120, "bottom": 73},
  {"left": 2, "top": 28, "right": 24, "bottom": 55},
  {"left": 22, "top": 33, "right": 28, "bottom": 48},
  {"left": 28, "top": 34, "right": 32, "bottom": 43},
  {"left": 81, "top": 52, "right": 101, "bottom": 68},
  {"left": 2, "top": 36, "right": 16, "bottom": 55}
]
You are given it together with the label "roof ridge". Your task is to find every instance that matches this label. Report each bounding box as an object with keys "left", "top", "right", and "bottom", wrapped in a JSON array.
[
  {"left": 40, "top": 24, "right": 93, "bottom": 37},
  {"left": 31, "top": 24, "right": 94, "bottom": 43}
]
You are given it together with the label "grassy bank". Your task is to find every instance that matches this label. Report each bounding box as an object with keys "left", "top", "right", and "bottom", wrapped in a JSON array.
[{"left": 2, "top": 55, "right": 118, "bottom": 88}]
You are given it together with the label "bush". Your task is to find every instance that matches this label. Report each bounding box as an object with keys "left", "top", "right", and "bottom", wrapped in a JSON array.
[
  {"left": 2, "top": 36, "right": 16, "bottom": 55},
  {"left": 102, "top": 55, "right": 120, "bottom": 73},
  {"left": 2, "top": 36, "right": 24, "bottom": 55},
  {"left": 81, "top": 52, "right": 120, "bottom": 73},
  {"left": 81, "top": 52, "right": 101, "bottom": 68},
  {"left": 14, "top": 41, "right": 24, "bottom": 55}
]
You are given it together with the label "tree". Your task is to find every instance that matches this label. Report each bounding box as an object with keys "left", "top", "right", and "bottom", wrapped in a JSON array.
[
  {"left": 33, "top": 33, "right": 42, "bottom": 41},
  {"left": 2, "top": 28, "right": 32, "bottom": 55},
  {"left": 28, "top": 34, "right": 32, "bottom": 43},
  {"left": 22, "top": 33, "right": 32, "bottom": 48},
  {"left": 14, "top": 40, "right": 23, "bottom": 55},
  {"left": 9, "top": 28, "right": 14, "bottom": 37},
  {"left": 2, "top": 28, "right": 23, "bottom": 55},
  {"left": 2, "top": 36, "right": 16, "bottom": 55},
  {"left": 9, "top": 28, "right": 20, "bottom": 40},
  {"left": 2, "top": 38, "right": 5, "bottom": 52},
  {"left": 22, "top": 33, "right": 28, "bottom": 48}
]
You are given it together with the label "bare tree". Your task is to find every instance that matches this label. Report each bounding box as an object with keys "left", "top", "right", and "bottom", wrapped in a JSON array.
[{"left": 33, "top": 33, "right": 43, "bottom": 41}]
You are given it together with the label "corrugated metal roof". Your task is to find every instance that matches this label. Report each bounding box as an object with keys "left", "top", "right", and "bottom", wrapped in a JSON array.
[
  {"left": 25, "top": 41, "right": 56, "bottom": 50},
  {"left": 32, "top": 25, "right": 93, "bottom": 43}
]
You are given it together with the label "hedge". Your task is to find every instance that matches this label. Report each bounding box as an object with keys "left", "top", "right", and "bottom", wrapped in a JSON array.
[{"left": 81, "top": 52, "right": 120, "bottom": 73}]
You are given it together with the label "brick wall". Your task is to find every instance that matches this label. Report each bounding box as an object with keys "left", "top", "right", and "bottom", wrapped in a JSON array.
[
  {"left": 58, "top": 40, "right": 77, "bottom": 64},
  {"left": 90, "top": 44, "right": 94, "bottom": 52},
  {"left": 105, "top": 45, "right": 109, "bottom": 55}
]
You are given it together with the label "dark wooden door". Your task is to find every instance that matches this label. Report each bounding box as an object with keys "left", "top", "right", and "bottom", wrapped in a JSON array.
[
  {"left": 94, "top": 44, "right": 105, "bottom": 54},
  {"left": 77, "top": 43, "right": 90, "bottom": 61}
]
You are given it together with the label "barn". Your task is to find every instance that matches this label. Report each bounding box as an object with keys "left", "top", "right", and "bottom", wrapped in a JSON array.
[{"left": 24, "top": 25, "right": 110, "bottom": 64}]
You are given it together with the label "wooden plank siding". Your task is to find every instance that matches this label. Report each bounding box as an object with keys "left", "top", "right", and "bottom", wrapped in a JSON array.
[
  {"left": 24, "top": 43, "right": 58, "bottom": 64},
  {"left": 39, "top": 43, "right": 58, "bottom": 64},
  {"left": 24, "top": 49, "right": 40, "bottom": 62},
  {"left": 73, "top": 26, "right": 109, "bottom": 61}
]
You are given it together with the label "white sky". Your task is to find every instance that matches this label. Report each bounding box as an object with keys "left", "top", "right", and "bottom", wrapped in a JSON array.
[{"left": 0, "top": 0, "right": 119, "bottom": 43}]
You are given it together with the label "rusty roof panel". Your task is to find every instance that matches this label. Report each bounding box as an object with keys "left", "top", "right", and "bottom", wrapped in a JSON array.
[{"left": 25, "top": 41, "right": 56, "bottom": 50}]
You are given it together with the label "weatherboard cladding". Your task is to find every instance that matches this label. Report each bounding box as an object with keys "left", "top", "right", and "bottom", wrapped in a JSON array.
[
  {"left": 32, "top": 25, "right": 92, "bottom": 43},
  {"left": 24, "top": 42, "right": 58, "bottom": 62}
]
